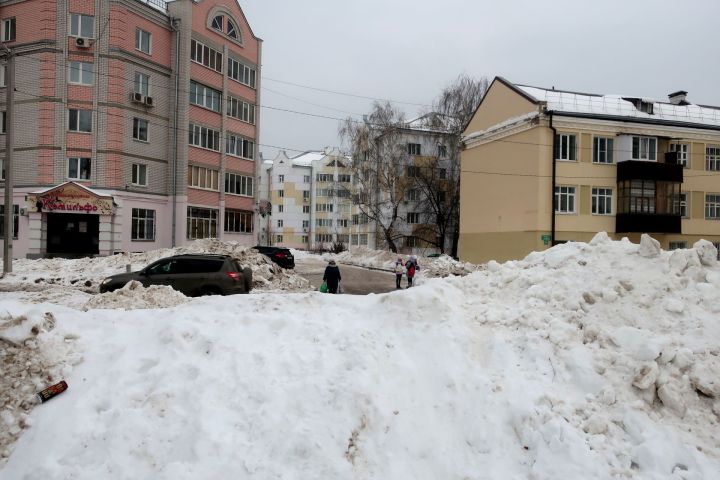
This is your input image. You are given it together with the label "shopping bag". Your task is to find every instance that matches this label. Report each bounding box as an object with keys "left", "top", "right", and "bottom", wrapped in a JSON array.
[{"left": 319, "top": 282, "right": 328, "bottom": 293}]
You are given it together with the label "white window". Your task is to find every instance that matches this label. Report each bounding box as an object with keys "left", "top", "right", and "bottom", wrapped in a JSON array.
[
  {"left": 670, "top": 143, "right": 689, "bottom": 168},
  {"left": 303, "top": 175, "right": 310, "bottom": 183},
  {"left": 302, "top": 235, "right": 309, "bottom": 244},
  {"left": 224, "top": 210, "right": 253, "bottom": 233},
  {"left": 188, "top": 124, "right": 220, "bottom": 151},
  {"left": 303, "top": 205, "right": 310, "bottom": 213},
  {"left": 188, "top": 165, "right": 219, "bottom": 190},
  {"left": 278, "top": 174, "right": 284, "bottom": 182},
  {"left": 68, "top": 61, "right": 93, "bottom": 85},
  {"left": 0, "top": 64, "right": 5, "bottom": 87},
  {"left": 315, "top": 203, "right": 333, "bottom": 212},
  {"left": 669, "top": 241, "right": 687, "bottom": 250},
  {"left": 706, "top": 146, "right": 720, "bottom": 171},
  {"left": 676, "top": 192, "right": 688, "bottom": 218},
  {"left": 134, "top": 72, "right": 150, "bottom": 96},
  {"left": 224, "top": 172, "right": 253, "bottom": 196},
  {"left": 187, "top": 207, "right": 218, "bottom": 239},
  {"left": 69, "top": 14, "right": 94, "bottom": 38},
  {"left": 227, "top": 57, "right": 256, "bottom": 88},
  {"left": 278, "top": 205, "right": 283, "bottom": 213},
  {"left": 407, "top": 212, "right": 420, "bottom": 224},
  {"left": 131, "top": 163, "right": 147, "bottom": 186},
  {"left": 338, "top": 174, "right": 351, "bottom": 183},
  {"left": 359, "top": 234, "right": 368, "bottom": 245},
  {"left": 337, "top": 219, "right": 349, "bottom": 228},
  {"left": 408, "top": 143, "right": 421, "bottom": 155},
  {"left": 591, "top": 188, "right": 613, "bottom": 215},
  {"left": 555, "top": 134, "right": 577, "bottom": 161},
  {"left": 593, "top": 137, "right": 614, "bottom": 164},
  {"left": 68, "top": 157, "right": 91, "bottom": 180},
  {"left": 706, "top": 194, "right": 720, "bottom": 220},
  {"left": 315, "top": 234, "right": 332, "bottom": 243},
  {"left": 554, "top": 186, "right": 576, "bottom": 213},
  {"left": 278, "top": 190, "right": 284, "bottom": 198},
  {"left": 68, "top": 109, "right": 92, "bottom": 132},
  {"left": 316, "top": 173, "right": 333, "bottom": 182},
  {"left": 438, "top": 145, "right": 447, "bottom": 158},
  {"left": 302, "top": 220, "right": 309, "bottom": 228},
  {"left": 131, "top": 208, "right": 155, "bottom": 240},
  {"left": 632, "top": 136, "right": 657, "bottom": 161},
  {"left": 225, "top": 133, "right": 254, "bottom": 159},
  {"left": 226, "top": 96, "right": 256, "bottom": 124},
  {"left": 191, "top": 39, "right": 223, "bottom": 73},
  {"left": 132, "top": 118, "right": 148, "bottom": 142},
  {"left": 135, "top": 28, "right": 151, "bottom": 55},
  {"left": 277, "top": 219, "right": 283, "bottom": 228},
  {"left": 2, "top": 18, "right": 16, "bottom": 42},
  {"left": 316, "top": 219, "right": 332, "bottom": 227},
  {"left": 275, "top": 235, "right": 283, "bottom": 243},
  {"left": 190, "top": 81, "right": 221, "bottom": 112}
]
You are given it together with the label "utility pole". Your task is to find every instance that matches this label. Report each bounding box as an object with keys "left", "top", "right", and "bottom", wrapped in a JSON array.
[{"left": 3, "top": 47, "right": 14, "bottom": 274}]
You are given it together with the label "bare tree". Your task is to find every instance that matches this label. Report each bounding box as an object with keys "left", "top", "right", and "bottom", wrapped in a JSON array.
[{"left": 339, "top": 102, "right": 411, "bottom": 253}]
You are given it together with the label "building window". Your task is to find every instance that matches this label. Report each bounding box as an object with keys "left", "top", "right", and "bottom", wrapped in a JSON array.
[
  {"left": 188, "top": 124, "right": 220, "bottom": 151},
  {"left": 224, "top": 209, "right": 253, "bottom": 233},
  {"left": 224, "top": 172, "right": 253, "bottom": 196},
  {"left": 407, "top": 143, "right": 421, "bottom": 155},
  {"left": 632, "top": 136, "right": 657, "bottom": 161},
  {"left": 302, "top": 220, "right": 309, "bottom": 228},
  {"left": 316, "top": 219, "right": 332, "bottom": 227},
  {"left": 618, "top": 180, "right": 658, "bottom": 214},
  {"left": 278, "top": 174, "right": 284, "bottom": 182},
  {"left": 188, "top": 165, "right": 219, "bottom": 190},
  {"left": 668, "top": 241, "right": 687, "bottom": 250},
  {"left": 676, "top": 192, "right": 688, "bottom": 218},
  {"left": 227, "top": 57, "right": 256, "bottom": 88},
  {"left": 0, "top": 204, "right": 18, "bottom": 238},
  {"left": 303, "top": 205, "right": 310, "bottom": 213},
  {"left": 134, "top": 72, "right": 150, "bottom": 96},
  {"left": 554, "top": 186, "right": 576, "bottom": 213},
  {"left": 187, "top": 207, "right": 218, "bottom": 239},
  {"left": 591, "top": 188, "right": 613, "bottom": 215},
  {"left": 0, "top": 158, "right": 4, "bottom": 179},
  {"left": 68, "top": 109, "right": 92, "bottom": 133},
  {"left": 190, "top": 39, "right": 223, "bottom": 73},
  {"left": 555, "top": 134, "right": 577, "bottom": 161},
  {"left": 315, "top": 233, "right": 332, "bottom": 243},
  {"left": 315, "top": 203, "right": 333, "bottom": 212},
  {"left": 439, "top": 168, "right": 447, "bottom": 179},
  {"left": 714, "top": 243, "right": 720, "bottom": 261},
  {"left": 227, "top": 96, "right": 255, "bottom": 124},
  {"left": 68, "top": 61, "right": 93, "bottom": 85},
  {"left": 593, "top": 137, "right": 614, "bottom": 164},
  {"left": 0, "top": 64, "right": 5, "bottom": 87},
  {"left": 278, "top": 205, "right": 283, "bottom": 213},
  {"left": 706, "top": 146, "right": 720, "bottom": 171},
  {"left": 303, "top": 175, "right": 310, "bottom": 183},
  {"left": 278, "top": 190, "right": 284, "bottom": 198},
  {"left": 1, "top": 111, "right": 4, "bottom": 134},
  {"left": 190, "top": 81, "right": 221, "bottom": 112},
  {"left": 316, "top": 173, "right": 333, "bottom": 182},
  {"left": 406, "top": 212, "right": 420, "bottom": 224},
  {"left": 135, "top": 28, "right": 151, "bottom": 54},
  {"left": 2, "top": 18, "right": 16, "bottom": 42},
  {"left": 302, "top": 190, "right": 310, "bottom": 200},
  {"left": 338, "top": 174, "right": 351, "bottom": 183},
  {"left": 302, "top": 235, "right": 308, "bottom": 244},
  {"left": 69, "top": 14, "right": 94, "bottom": 38},
  {"left": 131, "top": 208, "right": 155, "bottom": 240},
  {"left": 131, "top": 163, "right": 147, "bottom": 186},
  {"left": 407, "top": 166, "right": 420, "bottom": 177},
  {"left": 132, "top": 118, "right": 148, "bottom": 142},
  {"left": 316, "top": 187, "right": 333, "bottom": 197},
  {"left": 68, "top": 157, "right": 91, "bottom": 180},
  {"left": 211, "top": 15, "right": 240, "bottom": 41},
  {"left": 225, "top": 133, "right": 255, "bottom": 159},
  {"left": 438, "top": 145, "right": 447, "bottom": 158},
  {"left": 275, "top": 235, "right": 283, "bottom": 243},
  {"left": 670, "top": 143, "right": 689, "bottom": 168},
  {"left": 277, "top": 219, "right": 283, "bottom": 228},
  {"left": 359, "top": 234, "right": 368, "bottom": 245},
  {"left": 706, "top": 194, "right": 720, "bottom": 219}
]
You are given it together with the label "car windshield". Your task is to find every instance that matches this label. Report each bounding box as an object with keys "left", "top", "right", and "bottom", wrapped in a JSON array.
[{"left": 147, "top": 260, "right": 173, "bottom": 274}]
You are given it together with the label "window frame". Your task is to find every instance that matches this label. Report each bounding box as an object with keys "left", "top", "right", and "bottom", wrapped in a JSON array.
[
  {"left": 2, "top": 18, "right": 16, "bottom": 42},
  {"left": 188, "top": 124, "right": 221, "bottom": 151},
  {"left": 0, "top": 204, "right": 19, "bottom": 239},
  {"left": 69, "top": 13, "right": 94, "bottom": 38},
  {"left": 668, "top": 241, "right": 687, "bottom": 251},
  {"left": 135, "top": 28, "right": 152, "bottom": 55},
  {"left": 554, "top": 186, "right": 577, "bottom": 214},
  {"left": 68, "top": 109, "right": 92, "bottom": 133},
  {"left": 406, "top": 212, "right": 420, "bottom": 224},
  {"left": 190, "top": 81, "right": 222, "bottom": 113},
  {"left": 591, "top": 187, "right": 613, "bottom": 215},
  {"left": 706, "top": 146, "right": 720, "bottom": 171},
  {"left": 132, "top": 117, "right": 149, "bottom": 142},
  {"left": 131, "top": 163, "right": 147, "bottom": 186},
  {"left": 555, "top": 134, "right": 577, "bottom": 161},
  {"left": 227, "top": 57, "right": 257, "bottom": 88},
  {"left": 134, "top": 72, "right": 150, "bottom": 97},
  {"left": 191, "top": 39, "right": 223, "bottom": 73},
  {"left": 131, "top": 208, "right": 155, "bottom": 241},
  {"left": 224, "top": 172, "right": 254, "bottom": 197},
  {"left": 188, "top": 165, "right": 219, "bottom": 191},
  {"left": 631, "top": 136, "right": 657, "bottom": 161},
  {"left": 407, "top": 143, "right": 421, "bottom": 155},
  {"left": 68, "top": 61, "right": 94, "bottom": 86},
  {"left": 670, "top": 143, "right": 689, "bottom": 168},
  {"left": 67, "top": 157, "right": 91, "bottom": 180},
  {"left": 226, "top": 96, "right": 256, "bottom": 124},
  {"left": 225, "top": 132, "right": 255, "bottom": 160},
  {"left": 186, "top": 206, "right": 218, "bottom": 240},
  {"left": 593, "top": 137, "right": 614, "bottom": 164},
  {"left": 706, "top": 194, "right": 720, "bottom": 220},
  {"left": 224, "top": 209, "right": 253, "bottom": 234}
]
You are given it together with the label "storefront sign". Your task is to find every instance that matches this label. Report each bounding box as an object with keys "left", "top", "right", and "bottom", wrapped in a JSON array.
[{"left": 27, "top": 182, "right": 115, "bottom": 215}]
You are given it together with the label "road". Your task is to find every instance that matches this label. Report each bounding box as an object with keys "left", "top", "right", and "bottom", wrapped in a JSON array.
[{"left": 295, "top": 258, "right": 398, "bottom": 295}]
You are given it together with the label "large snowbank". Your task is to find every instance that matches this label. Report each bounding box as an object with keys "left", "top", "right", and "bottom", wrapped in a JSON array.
[
  {"left": 1, "top": 234, "right": 720, "bottom": 478},
  {"left": 322, "top": 247, "right": 481, "bottom": 277}
]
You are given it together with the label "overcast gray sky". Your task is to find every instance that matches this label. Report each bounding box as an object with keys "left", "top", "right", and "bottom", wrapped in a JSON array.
[{"left": 241, "top": 0, "right": 720, "bottom": 160}]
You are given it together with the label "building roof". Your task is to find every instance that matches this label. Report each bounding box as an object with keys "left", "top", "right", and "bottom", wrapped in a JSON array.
[
  {"left": 404, "top": 113, "right": 458, "bottom": 133},
  {"left": 290, "top": 151, "right": 326, "bottom": 167},
  {"left": 514, "top": 83, "right": 720, "bottom": 128}
]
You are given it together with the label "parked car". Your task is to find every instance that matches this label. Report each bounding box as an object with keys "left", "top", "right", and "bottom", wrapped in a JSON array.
[
  {"left": 252, "top": 245, "right": 295, "bottom": 269},
  {"left": 99, "top": 254, "right": 252, "bottom": 296}
]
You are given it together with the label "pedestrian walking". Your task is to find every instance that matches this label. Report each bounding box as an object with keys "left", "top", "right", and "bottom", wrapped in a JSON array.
[
  {"left": 323, "top": 260, "right": 342, "bottom": 294},
  {"left": 406, "top": 255, "right": 420, "bottom": 288},
  {"left": 394, "top": 257, "right": 404, "bottom": 289}
]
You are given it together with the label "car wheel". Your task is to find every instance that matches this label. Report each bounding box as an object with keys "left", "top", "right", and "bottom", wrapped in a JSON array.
[{"left": 200, "top": 287, "right": 222, "bottom": 296}]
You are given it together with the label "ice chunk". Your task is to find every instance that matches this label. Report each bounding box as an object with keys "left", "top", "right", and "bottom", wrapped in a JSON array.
[
  {"left": 694, "top": 239, "right": 718, "bottom": 267},
  {"left": 589, "top": 231, "right": 610, "bottom": 245},
  {"left": 633, "top": 362, "right": 659, "bottom": 390},
  {"left": 690, "top": 361, "right": 720, "bottom": 398},
  {"left": 638, "top": 234, "right": 661, "bottom": 258}
]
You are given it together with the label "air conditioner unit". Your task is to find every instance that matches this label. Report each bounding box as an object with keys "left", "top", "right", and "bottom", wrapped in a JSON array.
[
  {"left": 144, "top": 96, "right": 155, "bottom": 107},
  {"left": 75, "top": 37, "right": 91, "bottom": 48},
  {"left": 19, "top": 207, "right": 28, "bottom": 216},
  {"left": 303, "top": 198, "right": 308, "bottom": 203},
  {"left": 131, "top": 92, "right": 144, "bottom": 104}
]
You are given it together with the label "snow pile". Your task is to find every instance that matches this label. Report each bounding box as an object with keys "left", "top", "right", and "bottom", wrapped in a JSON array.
[
  {"left": 1, "top": 233, "right": 720, "bottom": 478},
  {"left": 0, "top": 239, "right": 311, "bottom": 295},
  {"left": 322, "top": 247, "right": 481, "bottom": 277},
  {"left": 82, "top": 281, "right": 189, "bottom": 311}
]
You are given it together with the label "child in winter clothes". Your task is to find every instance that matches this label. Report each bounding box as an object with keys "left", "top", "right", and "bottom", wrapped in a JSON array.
[
  {"left": 394, "top": 258, "right": 404, "bottom": 289},
  {"left": 406, "top": 255, "right": 419, "bottom": 288}
]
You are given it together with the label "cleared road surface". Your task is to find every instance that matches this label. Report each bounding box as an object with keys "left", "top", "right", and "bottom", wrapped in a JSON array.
[{"left": 295, "top": 258, "right": 398, "bottom": 295}]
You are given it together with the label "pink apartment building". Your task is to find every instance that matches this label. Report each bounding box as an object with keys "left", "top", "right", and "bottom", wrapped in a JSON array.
[{"left": 0, "top": 0, "right": 261, "bottom": 258}]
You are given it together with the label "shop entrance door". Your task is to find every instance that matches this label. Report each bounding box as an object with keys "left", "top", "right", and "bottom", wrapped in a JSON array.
[{"left": 46, "top": 213, "right": 100, "bottom": 256}]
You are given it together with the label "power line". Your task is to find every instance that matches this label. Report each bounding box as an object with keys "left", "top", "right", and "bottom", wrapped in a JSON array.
[{"left": 262, "top": 86, "right": 364, "bottom": 117}]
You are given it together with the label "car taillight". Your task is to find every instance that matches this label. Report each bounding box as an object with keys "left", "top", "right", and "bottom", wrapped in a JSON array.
[
  {"left": 275, "top": 253, "right": 286, "bottom": 259},
  {"left": 226, "top": 271, "right": 241, "bottom": 281}
]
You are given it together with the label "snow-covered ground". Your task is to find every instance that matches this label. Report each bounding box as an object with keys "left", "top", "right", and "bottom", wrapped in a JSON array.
[{"left": 1, "top": 234, "right": 720, "bottom": 479}]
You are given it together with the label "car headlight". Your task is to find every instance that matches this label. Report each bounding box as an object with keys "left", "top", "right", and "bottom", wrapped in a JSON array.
[{"left": 101, "top": 278, "right": 112, "bottom": 285}]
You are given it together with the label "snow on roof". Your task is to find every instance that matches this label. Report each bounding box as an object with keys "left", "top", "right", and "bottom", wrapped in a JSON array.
[
  {"left": 31, "top": 182, "right": 113, "bottom": 198},
  {"left": 290, "top": 151, "right": 325, "bottom": 167},
  {"left": 404, "top": 113, "right": 458, "bottom": 133},
  {"left": 515, "top": 84, "right": 720, "bottom": 128}
]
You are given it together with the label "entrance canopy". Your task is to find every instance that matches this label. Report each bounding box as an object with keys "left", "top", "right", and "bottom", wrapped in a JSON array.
[{"left": 26, "top": 182, "right": 115, "bottom": 215}]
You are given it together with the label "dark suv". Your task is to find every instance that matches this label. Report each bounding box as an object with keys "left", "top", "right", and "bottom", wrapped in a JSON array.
[
  {"left": 99, "top": 254, "right": 252, "bottom": 296},
  {"left": 253, "top": 246, "right": 295, "bottom": 269}
]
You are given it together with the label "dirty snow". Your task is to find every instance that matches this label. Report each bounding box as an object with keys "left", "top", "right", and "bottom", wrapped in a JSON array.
[
  {"left": 82, "top": 281, "right": 189, "bottom": 311},
  {"left": 1, "top": 234, "right": 720, "bottom": 479}
]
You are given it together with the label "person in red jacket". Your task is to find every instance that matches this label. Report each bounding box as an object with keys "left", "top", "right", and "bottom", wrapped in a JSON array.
[{"left": 405, "top": 255, "right": 419, "bottom": 288}]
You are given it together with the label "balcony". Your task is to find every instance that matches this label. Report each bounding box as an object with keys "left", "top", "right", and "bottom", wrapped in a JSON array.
[
  {"left": 617, "top": 159, "right": 683, "bottom": 183},
  {"left": 616, "top": 213, "right": 681, "bottom": 234}
]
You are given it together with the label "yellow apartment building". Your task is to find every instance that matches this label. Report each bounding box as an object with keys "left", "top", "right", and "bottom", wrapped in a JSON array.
[{"left": 460, "top": 77, "right": 720, "bottom": 263}]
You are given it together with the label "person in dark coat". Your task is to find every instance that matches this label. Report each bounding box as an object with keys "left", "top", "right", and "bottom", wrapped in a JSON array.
[{"left": 323, "top": 260, "right": 342, "bottom": 294}]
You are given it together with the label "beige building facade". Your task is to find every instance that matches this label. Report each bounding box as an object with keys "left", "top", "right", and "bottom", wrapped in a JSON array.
[{"left": 460, "top": 77, "right": 720, "bottom": 263}]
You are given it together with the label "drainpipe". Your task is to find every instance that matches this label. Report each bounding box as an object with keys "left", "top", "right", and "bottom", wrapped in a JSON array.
[
  {"left": 170, "top": 18, "right": 180, "bottom": 247},
  {"left": 549, "top": 110, "right": 557, "bottom": 246}
]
